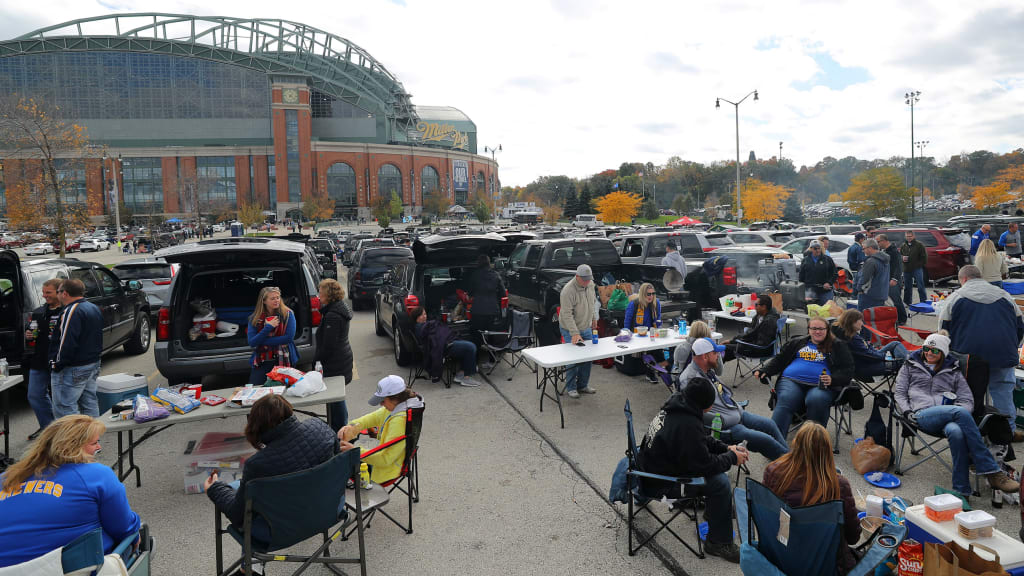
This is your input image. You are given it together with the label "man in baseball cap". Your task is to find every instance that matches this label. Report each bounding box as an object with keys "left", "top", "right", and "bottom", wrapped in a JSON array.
[{"left": 558, "top": 263, "right": 599, "bottom": 398}]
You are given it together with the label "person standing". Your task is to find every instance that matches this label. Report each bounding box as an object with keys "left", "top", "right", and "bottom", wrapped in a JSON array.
[
  {"left": 24, "top": 278, "right": 63, "bottom": 438},
  {"left": 468, "top": 254, "right": 505, "bottom": 347},
  {"left": 49, "top": 279, "right": 103, "bottom": 418},
  {"left": 877, "top": 234, "right": 908, "bottom": 323},
  {"left": 847, "top": 233, "right": 866, "bottom": 297},
  {"left": 900, "top": 230, "right": 928, "bottom": 305},
  {"left": 661, "top": 243, "right": 687, "bottom": 280},
  {"left": 246, "top": 286, "right": 298, "bottom": 385},
  {"left": 999, "top": 222, "right": 1022, "bottom": 259},
  {"left": 940, "top": 265, "right": 1024, "bottom": 441},
  {"left": 558, "top": 264, "right": 599, "bottom": 398},
  {"left": 970, "top": 224, "right": 992, "bottom": 260},
  {"left": 798, "top": 240, "right": 837, "bottom": 305},
  {"left": 315, "top": 279, "right": 353, "bottom": 431},
  {"left": 855, "top": 239, "right": 890, "bottom": 311}
]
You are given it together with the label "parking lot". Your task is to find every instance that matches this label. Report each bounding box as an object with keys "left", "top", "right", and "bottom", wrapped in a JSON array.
[{"left": 3, "top": 227, "right": 1021, "bottom": 576}]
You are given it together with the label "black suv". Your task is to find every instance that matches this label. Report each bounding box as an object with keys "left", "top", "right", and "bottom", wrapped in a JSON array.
[
  {"left": 153, "top": 238, "right": 323, "bottom": 385},
  {"left": 0, "top": 250, "right": 151, "bottom": 371},
  {"left": 349, "top": 246, "right": 414, "bottom": 310},
  {"left": 342, "top": 233, "right": 374, "bottom": 266},
  {"left": 308, "top": 238, "right": 339, "bottom": 279}
]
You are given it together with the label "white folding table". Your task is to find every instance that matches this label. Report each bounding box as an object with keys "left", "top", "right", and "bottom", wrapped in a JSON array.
[
  {"left": 0, "top": 374, "right": 24, "bottom": 457},
  {"left": 709, "top": 311, "right": 795, "bottom": 339},
  {"left": 523, "top": 332, "right": 720, "bottom": 428}
]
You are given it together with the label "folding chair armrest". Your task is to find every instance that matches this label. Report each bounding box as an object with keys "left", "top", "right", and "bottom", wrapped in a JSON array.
[
  {"left": 111, "top": 531, "right": 140, "bottom": 559},
  {"left": 862, "top": 324, "right": 898, "bottom": 345},
  {"left": 898, "top": 325, "right": 933, "bottom": 339},
  {"left": 736, "top": 340, "right": 774, "bottom": 353},
  {"left": 626, "top": 469, "right": 704, "bottom": 486},
  {"left": 360, "top": 434, "right": 407, "bottom": 458}
]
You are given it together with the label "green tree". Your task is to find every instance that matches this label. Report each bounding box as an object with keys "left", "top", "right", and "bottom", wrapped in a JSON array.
[
  {"left": 641, "top": 199, "right": 658, "bottom": 220},
  {"left": 577, "top": 186, "right": 593, "bottom": 214},
  {"left": 782, "top": 192, "right": 804, "bottom": 223},
  {"left": 563, "top": 188, "right": 578, "bottom": 219},
  {"left": 844, "top": 167, "right": 913, "bottom": 219},
  {"left": 372, "top": 191, "right": 403, "bottom": 228},
  {"left": 471, "top": 192, "right": 491, "bottom": 223},
  {"left": 670, "top": 193, "right": 688, "bottom": 214}
]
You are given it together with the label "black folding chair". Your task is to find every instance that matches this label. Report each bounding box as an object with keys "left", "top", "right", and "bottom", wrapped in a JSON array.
[
  {"left": 731, "top": 316, "right": 788, "bottom": 389},
  {"left": 214, "top": 450, "right": 368, "bottom": 576},
  {"left": 624, "top": 400, "right": 706, "bottom": 559},
  {"left": 408, "top": 329, "right": 455, "bottom": 388},
  {"left": 767, "top": 380, "right": 863, "bottom": 452},
  {"left": 479, "top": 309, "right": 538, "bottom": 381}
]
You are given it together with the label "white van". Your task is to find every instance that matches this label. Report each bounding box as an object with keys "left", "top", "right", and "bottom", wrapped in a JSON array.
[{"left": 573, "top": 214, "right": 604, "bottom": 229}]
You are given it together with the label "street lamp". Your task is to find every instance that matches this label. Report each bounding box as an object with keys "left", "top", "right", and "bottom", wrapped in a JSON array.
[
  {"left": 101, "top": 153, "right": 123, "bottom": 251},
  {"left": 905, "top": 90, "right": 921, "bottom": 220},
  {"left": 483, "top": 144, "right": 502, "bottom": 222},
  {"left": 716, "top": 90, "right": 758, "bottom": 224},
  {"left": 916, "top": 139, "right": 929, "bottom": 211}
]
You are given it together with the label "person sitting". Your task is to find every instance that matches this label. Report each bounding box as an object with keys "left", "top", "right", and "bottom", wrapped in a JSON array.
[
  {"left": 0, "top": 415, "right": 141, "bottom": 567},
  {"left": 410, "top": 306, "right": 481, "bottom": 387},
  {"left": 893, "top": 333, "right": 1019, "bottom": 497},
  {"left": 680, "top": 338, "right": 788, "bottom": 460},
  {"left": 623, "top": 282, "right": 662, "bottom": 333},
  {"left": 205, "top": 395, "right": 339, "bottom": 532},
  {"left": 338, "top": 375, "right": 424, "bottom": 485},
  {"left": 763, "top": 422, "right": 860, "bottom": 574},
  {"left": 636, "top": 377, "right": 748, "bottom": 563},
  {"left": 798, "top": 240, "right": 838, "bottom": 305},
  {"left": 754, "top": 317, "right": 854, "bottom": 437},
  {"left": 832, "top": 309, "right": 907, "bottom": 378},
  {"left": 672, "top": 321, "right": 722, "bottom": 380},
  {"left": 721, "top": 295, "right": 780, "bottom": 362}
]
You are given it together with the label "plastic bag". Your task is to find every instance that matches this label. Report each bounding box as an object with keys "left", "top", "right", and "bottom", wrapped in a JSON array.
[
  {"left": 851, "top": 437, "right": 892, "bottom": 475},
  {"left": 133, "top": 394, "right": 170, "bottom": 423},
  {"left": 806, "top": 303, "right": 835, "bottom": 319},
  {"left": 285, "top": 371, "right": 327, "bottom": 398},
  {"left": 189, "top": 298, "right": 214, "bottom": 316},
  {"left": 607, "top": 289, "right": 629, "bottom": 311},
  {"left": 267, "top": 366, "right": 305, "bottom": 386},
  {"left": 614, "top": 329, "right": 632, "bottom": 342}
]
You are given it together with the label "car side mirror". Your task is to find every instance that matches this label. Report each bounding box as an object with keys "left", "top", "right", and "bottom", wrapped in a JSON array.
[{"left": 127, "top": 280, "right": 142, "bottom": 291}]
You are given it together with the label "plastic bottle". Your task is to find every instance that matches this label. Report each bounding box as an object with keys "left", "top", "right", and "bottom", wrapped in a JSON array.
[
  {"left": 885, "top": 351, "right": 893, "bottom": 362},
  {"left": 592, "top": 332, "right": 599, "bottom": 344},
  {"left": 711, "top": 413, "right": 723, "bottom": 440},
  {"left": 680, "top": 318, "right": 688, "bottom": 336},
  {"left": 29, "top": 320, "right": 38, "bottom": 339},
  {"left": 314, "top": 361, "right": 323, "bottom": 374},
  {"left": 359, "top": 462, "right": 370, "bottom": 489},
  {"left": 0, "top": 358, "right": 8, "bottom": 380}
]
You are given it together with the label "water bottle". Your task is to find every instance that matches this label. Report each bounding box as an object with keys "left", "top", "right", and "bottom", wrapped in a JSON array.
[
  {"left": 711, "top": 413, "right": 723, "bottom": 440},
  {"left": 592, "top": 332, "right": 599, "bottom": 345},
  {"left": 680, "top": 318, "right": 688, "bottom": 336},
  {"left": 359, "top": 462, "right": 371, "bottom": 489},
  {"left": 0, "top": 358, "right": 7, "bottom": 380},
  {"left": 314, "top": 361, "right": 323, "bottom": 374},
  {"left": 885, "top": 351, "right": 893, "bottom": 362}
]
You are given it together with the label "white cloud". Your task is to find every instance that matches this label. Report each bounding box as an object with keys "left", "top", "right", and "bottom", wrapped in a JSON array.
[{"left": 2, "top": 0, "right": 1022, "bottom": 185}]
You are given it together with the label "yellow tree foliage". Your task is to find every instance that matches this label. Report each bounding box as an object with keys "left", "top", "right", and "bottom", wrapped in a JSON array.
[
  {"left": 742, "top": 178, "right": 792, "bottom": 221},
  {"left": 5, "top": 170, "right": 96, "bottom": 234},
  {"left": 236, "top": 202, "right": 265, "bottom": 229},
  {"left": 421, "top": 190, "right": 452, "bottom": 219},
  {"left": 596, "top": 191, "right": 641, "bottom": 224},
  {"left": 541, "top": 201, "right": 562, "bottom": 224},
  {"left": 827, "top": 193, "right": 843, "bottom": 202},
  {"left": 972, "top": 181, "right": 1013, "bottom": 210},
  {"left": 301, "top": 194, "right": 335, "bottom": 222},
  {"left": 843, "top": 167, "right": 913, "bottom": 219}
]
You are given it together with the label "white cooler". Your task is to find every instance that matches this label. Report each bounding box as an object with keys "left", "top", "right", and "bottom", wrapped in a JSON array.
[{"left": 97, "top": 373, "right": 149, "bottom": 415}]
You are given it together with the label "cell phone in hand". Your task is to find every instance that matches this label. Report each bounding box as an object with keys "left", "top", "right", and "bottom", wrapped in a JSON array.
[{"left": 575, "top": 341, "right": 586, "bottom": 347}]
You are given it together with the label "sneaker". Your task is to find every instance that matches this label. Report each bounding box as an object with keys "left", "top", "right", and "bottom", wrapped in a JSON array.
[
  {"left": 1013, "top": 429, "right": 1024, "bottom": 443},
  {"left": 456, "top": 376, "right": 481, "bottom": 388},
  {"left": 27, "top": 428, "right": 43, "bottom": 441},
  {"left": 578, "top": 386, "right": 597, "bottom": 395},
  {"left": 987, "top": 471, "right": 1020, "bottom": 494},
  {"left": 704, "top": 540, "right": 740, "bottom": 564},
  {"left": 567, "top": 389, "right": 580, "bottom": 399}
]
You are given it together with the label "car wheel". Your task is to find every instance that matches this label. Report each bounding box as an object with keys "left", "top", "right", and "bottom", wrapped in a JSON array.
[
  {"left": 124, "top": 314, "right": 151, "bottom": 355},
  {"left": 393, "top": 318, "right": 412, "bottom": 366},
  {"left": 375, "top": 302, "right": 387, "bottom": 336}
]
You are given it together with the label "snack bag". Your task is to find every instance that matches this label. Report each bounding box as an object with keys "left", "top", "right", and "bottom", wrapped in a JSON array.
[
  {"left": 267, "top": 366, "right": 305, "bottom": 386},
  {"left": 133, "top": 394, "right": 170, "bottom": 423},
  {"left": 151, "top": 387, "right": 202, "bottom": 414}
]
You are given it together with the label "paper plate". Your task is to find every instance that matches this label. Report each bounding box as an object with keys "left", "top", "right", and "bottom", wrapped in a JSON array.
[{"left": 863, "top": 472, "right": 901, "bottom": 489}]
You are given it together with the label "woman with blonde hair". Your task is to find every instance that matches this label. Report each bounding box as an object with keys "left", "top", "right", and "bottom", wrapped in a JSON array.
[
  {"left": 0, "top": 415, "right": 140, "bottom": 567},
  {"left": 315, "top": 278, "right": 353, "bottom": 430},
  {"left": 975, "top": 238, "right": 1008, "bottom": 287},
  {"left": 624, "top": 282, "right": 661, "bottom": 332},
  {"left": 247, "top": 285, "right": 298, "bottom": 384},
  {"left": 763, "top": 422, "right": 859, "bottom": 574},
  {"left": 673, "top": 320, "right": 723, "bottom": 378}
]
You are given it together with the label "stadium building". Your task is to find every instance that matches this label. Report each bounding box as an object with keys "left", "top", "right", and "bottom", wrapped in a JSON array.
[{"left": 0, "top": 14, "right": 498, "bottom": 221}]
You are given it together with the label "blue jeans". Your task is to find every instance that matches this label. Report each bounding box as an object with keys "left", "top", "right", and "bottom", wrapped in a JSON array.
[
  {"left": 988, "top": 365, "right": 1017, "bottom": 432},
  {"left": 51, "top": 361, "right": 101, "bottom": 418},
  {"left": 249, "top": 361, "right": 277, "bottom": 385},
  {"left": 858, "top": 295, "right": 886, "bottom": 311},
  {"left": 28, "top": 368, "right": 55, "bottom": 429},
  {"left": 447, "top": 340, "right": 478, "bottom": 376},
  {"left": 728, "top": 411, "right": 788, "bottom": 460},
  {"left": 879, "top": 341, "right": 908, "bottom": 360},
  {"left": 904, "top": 268, "right": 926, "bottom": 304},
  {"left": 888, "top": 282, "right": 908, "bottom": 324},
  {"left": 684, "top": 472, "right": 733, "bottom": 545},
  {"left": 805, "top": 288, "right": 834, "bottom": 306},
  {"left": 560, "top": 328, "right": 593, "bottom": 392},
  {"left": 914, "top": 405, "right": 1000, "bottom": 495},
  {"left": 771, "top": 377, "right": 835, "bottom": 437}
]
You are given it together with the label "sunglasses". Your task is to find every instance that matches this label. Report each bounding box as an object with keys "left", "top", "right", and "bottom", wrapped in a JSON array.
[
  {"left": 645, "top": 292, "right": 655, "bottom": 296},
  {"left": 922, "top": 346, "right": 942, "bottom": 354}
]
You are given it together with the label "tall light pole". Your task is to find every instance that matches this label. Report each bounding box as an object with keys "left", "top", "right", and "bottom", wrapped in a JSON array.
[
  {"left": 102, "top": 153, "right": 123, "bottom": 251},
  {"left": 905, "top": 90, "right": 921, "bottom": 221},
  {"left": 716, "top": 90, "right": 758, "bottom": 224},
  {"left": 484, "top": 144, "right": 502, "bottom": 222},
  {"left": 916, "top": 140, "right": 929, "bottom": 211}
]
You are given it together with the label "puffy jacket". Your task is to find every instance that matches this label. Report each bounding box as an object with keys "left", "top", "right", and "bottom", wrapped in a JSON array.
[
  {"left": 469, "top": 267, "right": 505, "bottom": 316},
  {"left": 760, "top": 335, "right": 855, "bottom": 391},
  {"left": 315, "top": 300, "right": 353, "bottom": 379},
  {"left": 206, "top": 415, "right": 339, "bottom": 528},
  {"left": 894, "top": 351, "right": 973, "bottom": 414},
  {"left": 856, "top": 251, "right": 890, "bottom": 302},
  {"left": 940, "top": 279, "right": 1024, "bottom": 368},
  {"left": 348, "top": 396, "right": 424, "bottom": 484},
  {"left": 883, "top": 244, "right": 904, "bottom": 283},
  {"left": 49, "top": 299, "right": 103, "bottom": 370},
  {"left": 900, "top": 239, "right": 927, "bottom": 272},
  {"left": 415, "top": 320, "right": 457, "bottom": 379},
  {"left": 798, "top": 253, "right": 838, "bottom": 288}
]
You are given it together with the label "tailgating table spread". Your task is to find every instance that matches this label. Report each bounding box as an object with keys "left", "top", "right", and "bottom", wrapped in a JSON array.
[
  {"left": 0, "top": 374, "right": 24, "bottom": 457},
  {"left": 523, "top": 332, "right": 720, "bottom": 428},
  {"left": 102, "top": 376, "right": 346, "bottom": 487}
]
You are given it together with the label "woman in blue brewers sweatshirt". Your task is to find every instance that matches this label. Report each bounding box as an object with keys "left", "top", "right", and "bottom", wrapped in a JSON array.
[
  {"left": 623, "top": 282, "right": 662, "bottom": 332},
  {"left": 0, "top": 415, "right": 141, "bottom": 567}
]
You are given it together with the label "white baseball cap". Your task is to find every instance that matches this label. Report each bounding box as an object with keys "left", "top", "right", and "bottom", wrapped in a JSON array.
[
  {"left": 369, "top": 375, "right": 406, "bottom": 406},
  {"left": 692, "top": 337, "right": 725, "bottom": 356}
]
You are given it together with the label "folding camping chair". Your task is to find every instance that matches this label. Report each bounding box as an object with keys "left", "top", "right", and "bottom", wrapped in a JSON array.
[
  {"left": 731, "top": 316, "right": 788, "bottom": 389},
  {"left": 767, "top": 378, "right": 863, "bottom": 452},
  {"left": 734, "top": 479, "right": 906, "bottom": 576},
  {"left": 407, "top": 327, "right": 455, "bottom": 389},
  {"left": 642, "top": 353, "right": 678, "bottom": 393},
  {"left": 479, "top": 309, "right": 538, "bottom": 381},
  {"left": 214, "top": 450, "right": 369, "bottom": 576},
  {"left": 623, "top": 400, "right": 706, "bottom": 559},
  {"left": 861, "top": 306, "right": 932, "bottom": 352},
  {"left": 51, "top": 524, "right": 152, "bottom": 576}
]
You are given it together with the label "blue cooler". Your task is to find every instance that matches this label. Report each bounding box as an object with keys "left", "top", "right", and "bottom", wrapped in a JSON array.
[{"left": 97, "top": 373, "right": 149, "bottom": 415}]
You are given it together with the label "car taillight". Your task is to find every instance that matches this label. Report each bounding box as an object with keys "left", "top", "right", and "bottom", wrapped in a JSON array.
[
  {"left": 333, "top": 254, "right": 337, "bottom": 262},
  {"left": 153, "top": 279, "right": 172, "bottom": 285},
  {"left": 157, "top": 307, "right": 171, "bottom": 341},
  {"left": 354, "top": 272, "right": 361, "bottom": 281},
  {"left": 703, "top": 246, "right": 718, "bottom": 252},
  {"left": 501, "top": 289, "right": 508, "bottom": 309},
  {"left": 404, "top": 295, "right": 420, "bottom": 310},
  {"left": 723, "top": 266, "right": 737, "bottom": 286},
  {"left": 310, "top": 296, "right": 322, "bottom": 327}
]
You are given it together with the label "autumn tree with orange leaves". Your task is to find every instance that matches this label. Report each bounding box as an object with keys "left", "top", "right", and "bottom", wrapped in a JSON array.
[
  {"left": 596, "top": 191, "right": 641, "bottom": 224},
  {"left": 741, "top": 178, "right": 792, "bottom": 221},
  {"left": 0, "top": 95, "right": 96, "bottom": 257},
  {"left": 301, "top": 194, "right": 335, "bottom": 222},
  {"left": 972, "top": 181, "right": 1013, "bottom": 210}
]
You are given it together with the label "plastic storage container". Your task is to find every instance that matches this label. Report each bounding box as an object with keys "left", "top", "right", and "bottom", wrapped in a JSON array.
[
  {"left": 923, "top": 493, "right": 963, "bottom": 522},
  {"left": 181, "top": 432, "right": 256, "bottom": 494},
  {"left": 906, "top": 504, "right": 1024, "bottom": 574},
  {"left": 956, "top": 510, "right": 997, "bottom": 539},
  {"left": 96, "top": 373, "right": 149, "bottom": 415},
  {"left": 193, "top": 312, "right": 217, "bottom": 335}
]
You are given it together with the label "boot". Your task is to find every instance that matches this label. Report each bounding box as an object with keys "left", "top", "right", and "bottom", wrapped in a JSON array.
[
  {"left": 1013, "top": 429, "right": 1024, "bottom": 443},
  {"left": 987, "top": 470, "right": 1020, "bottom": 494},
  {"left": 704, "top": 540, "right": 740, "bottom": 563}
]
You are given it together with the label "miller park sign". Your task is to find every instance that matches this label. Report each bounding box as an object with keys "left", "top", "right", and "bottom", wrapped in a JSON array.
[{"left": 411, "top": 121, "right": 469, "bottom": 150}]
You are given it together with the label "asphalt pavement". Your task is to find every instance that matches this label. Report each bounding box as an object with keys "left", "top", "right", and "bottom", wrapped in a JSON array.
[{"left": 4, "top": 234, "right": 1022, "bottom": 576}]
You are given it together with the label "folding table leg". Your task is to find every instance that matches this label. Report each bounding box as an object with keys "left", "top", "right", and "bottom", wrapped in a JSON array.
[{"left": 538, "top": 367, "right": 566, "bottom": 428}]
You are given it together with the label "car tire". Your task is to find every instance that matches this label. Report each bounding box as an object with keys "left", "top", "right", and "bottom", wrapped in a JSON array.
[
  {"left": 124, "top": 314, "right": 151, "bottom": 355},
  {"left": 393, "top": 317, "right": 412, "bottom": 366},
  {"left": 375, "top": 302, "right": 387, "bottom": 336}
]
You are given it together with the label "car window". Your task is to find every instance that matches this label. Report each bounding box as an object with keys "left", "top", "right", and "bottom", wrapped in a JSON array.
[
  {"left": 544, "top": 241, "right": 619, "bottom": 267},
  {"left": 69, "top": 268, "right": 101, "bottom": 298},
  {"left": 706, "top": 235, "right": 734, "bottom": 247},
  {"left": 508, "top": 244, "right": 529, "bottom": 270},
  {"left": 784, "top": 239, "right": 808, "bottom": 255},
  {"left": 112, "top": 264, "right": 170, "bottom": 280},
  {"left": 96, "top": 268, "right": 120, "bottom": 296},
  {"left": 363, "top": 250, "right": 413, "bottom": 267},
  {"left": 621, "top": 238, "right": 643, "bottom": 256},
  {"left": 829, "top": 225, "right": 861, "bottom": 235},
  {"left": 830, "top": 240, "right": 850, "bottom": 251},
  {"left": 648, "top": 237, "right": 669, "bottom": 257},
  {"left": 917, "top": 232, "right": 938, "bottom": 247},
  {"left": 678, "top": 234, "right": 702, "bottom": 255},
  {"left": 731, "top": 233, "right": 763, "bottom": 244},
  {"left": 524, "top": 245, "right": 543, "bottom": 268}
]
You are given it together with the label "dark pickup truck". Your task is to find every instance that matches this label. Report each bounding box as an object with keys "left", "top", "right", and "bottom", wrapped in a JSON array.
[{"left": 502, "top": 238, "right": 690, "bottom": 344}]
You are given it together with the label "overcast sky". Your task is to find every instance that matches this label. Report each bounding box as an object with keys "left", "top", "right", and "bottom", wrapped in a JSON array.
[{"left": 2, "top": 0, "right": 1023, "bottom": 186}]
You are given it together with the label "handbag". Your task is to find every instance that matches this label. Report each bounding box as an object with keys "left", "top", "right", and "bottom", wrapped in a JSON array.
[
  {"left": 923, "top": 541, "right": 1010, "bottom": 576},
  {"left": 607, "top": 289, "right": 629, "bottom": 311}
]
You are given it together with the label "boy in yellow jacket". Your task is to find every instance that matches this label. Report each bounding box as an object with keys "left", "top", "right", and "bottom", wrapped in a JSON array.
[{"left": 338, "top": 375, "right": 422, "bottom": 484}]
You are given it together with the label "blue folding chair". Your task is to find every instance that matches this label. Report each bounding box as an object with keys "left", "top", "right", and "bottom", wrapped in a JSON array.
[
  {"left": 623, "top": 399, "right": 706, "bottom": 558},
  {"left": 732, "top": 316, "right": 788, "bottom": 389},
  {"left": 734, "top": 478, "right": 905, "bottom": 576},
  {"left": 59, "top": 524, "right": 152, "bottom": 576}
]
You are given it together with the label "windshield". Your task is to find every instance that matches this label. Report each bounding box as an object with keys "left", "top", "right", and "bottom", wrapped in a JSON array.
[
  {"left": 364, "top": 250, "right": 413, "bottom": 266},
  {"left": 706, "top": 235, "right": 735, "bottom": 247},
  {"left": 112, "top": 264, "right": 172, "bottom": 280},
  {"left": 542, "top": 241, "right": 619, "bottom": 267}
]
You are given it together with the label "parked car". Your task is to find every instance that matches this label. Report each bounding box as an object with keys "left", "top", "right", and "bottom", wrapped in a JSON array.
[
  {"left": 153, "top": 238, "right": 324, "bottom": 385},
  {"left": 617, "top": 231, "right": 734, "bottom": 271},
  {"left": 779, "top": 234, "right": 856, "bottom": 273},
  {"left": 0, "top": 234, "right": 24, "bottom": 248},
  {"left": 726, "top": 230, "right": 795, "bottom": 248},
  {"left": 869, "top": 227, "right": 971, "bottom": 283},
  {"left": 0, "top": 250, "right": 151, "bottom": 371},
  {"left": 111, "top": 257, "right": 178, "bottom": 317},
  {"left": 349, "top": 246, "right": 414, "bottom": 310},
  {"left": 573, "top": 214, "right": 604, "bottom": 229},
  {"left": 342, "top": 233, "right": 374, "bottom": 266},
  {"left": 24, "top": 243, "right": 54, "bottom": 256},
  {"left": 79, "top": 238, "right": 111, "bottom": 252},
  {"left": 307, "top": 238, "right": 339, "bottom": 279}
]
